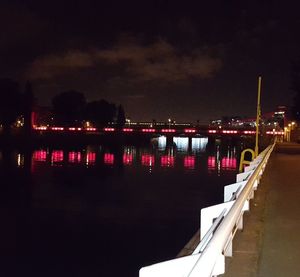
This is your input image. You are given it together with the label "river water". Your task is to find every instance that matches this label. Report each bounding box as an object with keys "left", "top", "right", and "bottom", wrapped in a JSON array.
[{"left": 0, "top": 136, "right": 239, "bottom": 277}]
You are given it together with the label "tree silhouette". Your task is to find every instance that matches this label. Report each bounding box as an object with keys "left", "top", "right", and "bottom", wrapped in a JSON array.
[
  {"left": 0, "top": 78, "right": 21, "bottom": 136},
  {"left": 85, "top": 100, "right": 116, "bottom": 127},
  {"left": 116, "top": 105, "right": 126, "bottom": 128},
  {"left": 21, "top": 81, "right": 35, "bottom": 135},
  {"left": 52, "top": 90, "right": 86, "bottom": 126}
]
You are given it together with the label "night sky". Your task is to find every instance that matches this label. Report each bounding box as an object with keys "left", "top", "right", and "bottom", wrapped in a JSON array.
[{"left": 1, "top": 0, "right": 300, "bottom": 123}]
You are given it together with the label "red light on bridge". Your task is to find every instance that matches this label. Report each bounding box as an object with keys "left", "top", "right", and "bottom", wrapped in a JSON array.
[
  {"left": 222, "top": 130, "right": 238, "bottom": 134},
  {"left": 141, "top": 154, "right": 155, "bottom": 166},
  {"left": 104, "top": 128, "right": 115, "bottom": 132},
  {"left": 68, "top": 152, "right": 81, "bottom": 163},
  {"left": 51, "top": 127, "right": 64, "bottom": 131},
  {"left": 86, "top": 127, "right": 97, "bottom": 131},
  {"left": 123, "top": 154, "right": 133, "bottom": 165},
  {"left": 184, "top": 156, "right": 195, "bottom": 169},
  {"left": 141, "top": 129, "right": 156, "bottom": 133},
  {"left": 104, "top": 153, "right": 114, "bottom": 165},
  {"left": 161, "top": 155, "right": 174, "bottom": 167},
  {"left": 184, "top": 129, "right": 196, "bottom": 133},
  {"left": 123, "top": 128, "right": 133, "bottom": 132},
  {"left": 34, "top": 126, "right": 47, "bottom": 131},
  {"left": 266, "top": 131, "right": 284, "bottom": 135},
  {"left": 161, "top": 129, "right": 176, "bottom": 133},
  {"left": 33, "top": 150, "right": 47, "bottom": 162},
  {"left": 208, "top": 130, "right": 217, "bottom": 134},
  {"left": 243, "top": 130, "right": 256, "bottom": 135}
]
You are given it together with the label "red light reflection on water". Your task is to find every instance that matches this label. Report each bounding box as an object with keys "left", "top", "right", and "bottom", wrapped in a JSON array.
[
  {"left": 207, "top": 156, "right": 216, "bottom": 170},
  {"left": 86, "top": 152, "right": 96, "bottom": 166},
  {"left": 184, "top": 156, "right": 195, "bottom": 169},
  {"left": 221, "top": 157, "right": 237, "bottom": 171},
  {"left": 33, "top": 150, "right": 47, "bottom": 162},
  {"left": 161, "top": 155, "right": 174, "bottom": 167},
  {"left": 68, "top": 152, "right": 81, "bottom": 163},
  {"left": 104, "top": 153, "right": 114, "bottom": 165},
  {"left": 141, "top": 154, "right": 155, "bottom": 167},
  {"left": 123, "top": 154, "right": 133, "bottom": 165},
  {"left": 51, "top": 150, "right": 64, "bottom": 163}
]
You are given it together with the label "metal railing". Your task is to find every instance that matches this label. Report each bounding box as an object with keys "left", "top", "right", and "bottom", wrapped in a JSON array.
[{"left": 139, "top": 143, "right": 275, "bottom": 277}]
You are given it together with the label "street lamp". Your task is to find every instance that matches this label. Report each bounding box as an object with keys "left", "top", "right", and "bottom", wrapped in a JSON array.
[{"left": 168, "top": 118, "right": 171, "bottom": 129}]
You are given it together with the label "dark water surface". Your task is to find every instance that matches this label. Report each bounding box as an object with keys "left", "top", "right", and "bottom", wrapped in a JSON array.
[{"left": 0, "top": 137, "right": 239, "bottom": 277}]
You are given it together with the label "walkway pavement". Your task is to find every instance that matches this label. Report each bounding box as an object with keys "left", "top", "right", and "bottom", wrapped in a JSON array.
[{"left": 222, "top": 142, "right": 300, "bottom": 277}]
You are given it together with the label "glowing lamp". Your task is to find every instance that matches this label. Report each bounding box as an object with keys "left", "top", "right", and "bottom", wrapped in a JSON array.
[
  {"left": 104, "top": 128, "right": 115, "bottom": 132},
  {"left": 142, "top": 129, "right": 156, "bottom": 133},
  {"left": 161, "top": 129, "right": 176, "bottom": 133},
  {"left": 123, "top": 128, "right": 133, "bottom": 132},
  {"left": 184, "top": 129, "right": 196, "bottom": 133}
]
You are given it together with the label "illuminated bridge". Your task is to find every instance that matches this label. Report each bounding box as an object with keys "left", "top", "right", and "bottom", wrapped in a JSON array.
[{"left": 33, "top": 125, "right": 283, "bottom": 137}]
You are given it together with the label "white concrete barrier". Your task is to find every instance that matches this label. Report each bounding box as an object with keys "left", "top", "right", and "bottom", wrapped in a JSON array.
[{"left": 139, "top": 143, "right": 275, "bottom": 277}]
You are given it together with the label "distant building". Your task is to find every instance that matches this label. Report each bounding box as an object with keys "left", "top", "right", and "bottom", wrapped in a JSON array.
[
  {"left": 210, "top": 116, "right": 255, "bottom": 128},
  {"left": 210, "top": 106, "right": 290, "bottom": 130},
  {"left": 272, "top": 106, "right": 288, "bottom": 129}
]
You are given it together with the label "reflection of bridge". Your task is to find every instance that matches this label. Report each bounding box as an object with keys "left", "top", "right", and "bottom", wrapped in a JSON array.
[
  {"left": 31, "top": 144, "right": 237, "bottom": 172},
  {"left": 33, "top": 125, "right": 283, "bottom": 137}
]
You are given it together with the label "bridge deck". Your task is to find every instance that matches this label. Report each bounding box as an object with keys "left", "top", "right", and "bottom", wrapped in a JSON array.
[{"left": 222, "top": 142, "right": 300, "bottom": 277}]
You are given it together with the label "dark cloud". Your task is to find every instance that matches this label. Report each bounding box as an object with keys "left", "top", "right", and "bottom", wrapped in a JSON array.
[
  {"left": 26, "top": 38, "right": 222, "bottom": 83},
  {"left": 26, "top": 51, "right": 95, "bottom": 79},
  {"left": 98, "top": 40, "right": 222, "bottom": 81}
]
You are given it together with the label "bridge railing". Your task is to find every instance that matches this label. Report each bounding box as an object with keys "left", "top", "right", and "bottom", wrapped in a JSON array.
[{"left": 139, "top": 143, "right": 275, "bottom": 277}]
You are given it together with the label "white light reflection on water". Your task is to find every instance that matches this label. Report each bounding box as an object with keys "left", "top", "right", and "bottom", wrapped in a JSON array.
[
  {"left": 17, "top": 153, "right": 25, "bottom": 167},
  {"left": 154, "top": 136, "right": 208, "bottom": 153},
  {"left": 191, "top": 137, "right": 208, "bottom": 153},
  {"left": 173, "top": 137, "right": 189, "bottom": 152},
  {"left": 158, "top": 136, "right": 166, "bottom": 150}
]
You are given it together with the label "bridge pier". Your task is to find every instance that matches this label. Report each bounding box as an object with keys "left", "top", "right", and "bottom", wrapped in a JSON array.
[
  {"left": 188, "top": 137, "right": 193, "bottom": 152},
  {"left": 166, "top": 135, "right": 174, "bottom": 147}
]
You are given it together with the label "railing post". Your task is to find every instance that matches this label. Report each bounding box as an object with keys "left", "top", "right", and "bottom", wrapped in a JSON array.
[{"left": 239, "top": 148, "right": 255, "bottom": 172}]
